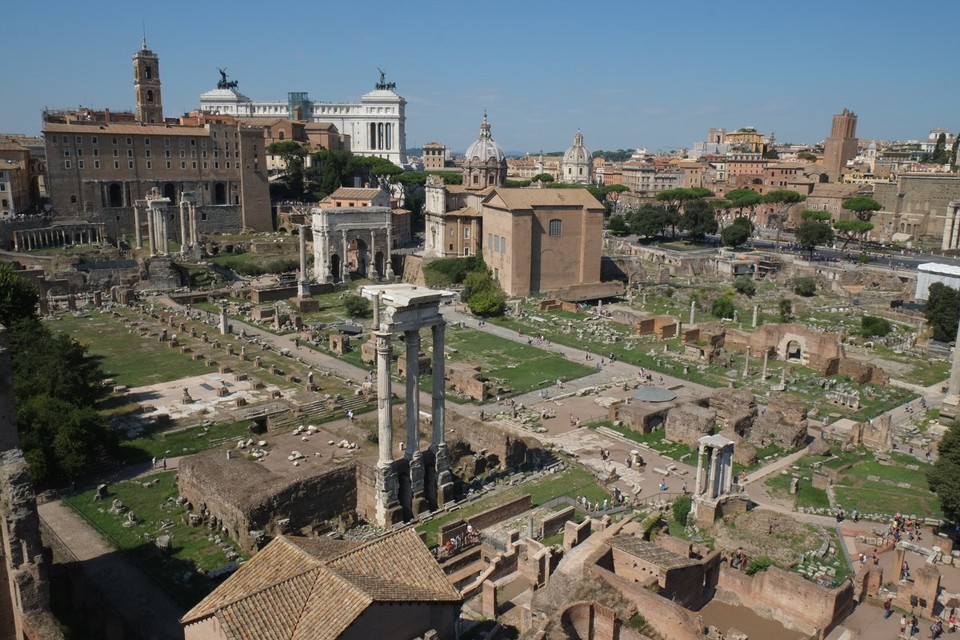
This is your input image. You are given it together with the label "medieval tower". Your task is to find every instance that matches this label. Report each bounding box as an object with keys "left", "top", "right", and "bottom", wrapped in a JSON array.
[
  {"left": 823, "top": 108, "right": 858, "bottom": 182},
  {"left": 133, "top": 39, "right": 163, "bottom": 124}
]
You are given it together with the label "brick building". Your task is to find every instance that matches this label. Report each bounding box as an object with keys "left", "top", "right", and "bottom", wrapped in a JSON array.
[{"left": 41, "top": 40, "right": 271, "bottom": 239}]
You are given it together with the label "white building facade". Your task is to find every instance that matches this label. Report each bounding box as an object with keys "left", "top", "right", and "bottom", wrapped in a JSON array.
[{"left": 199, "top": 73, "right": 407, "bottom": 166}]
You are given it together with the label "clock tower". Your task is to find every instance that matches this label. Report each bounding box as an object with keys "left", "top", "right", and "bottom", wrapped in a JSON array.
[{"left": 133, "top": 38, "right": 163, "bottom": 124}]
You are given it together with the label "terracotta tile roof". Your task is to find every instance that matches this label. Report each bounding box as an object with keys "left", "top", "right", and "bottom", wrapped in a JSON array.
[
  {"left": 448, "top": 206, "right": 480, "bottom": 218},
  {"left": 43, "top": 122, "right": 212, "bottom": 136},
  {"left": 0, "top": 142, "right": 28, "bottom": 152},
  {"left": 485, "top": 187, "right": 604, "bottom": 211},
  {"left": 182, "top": 528, "right": 460, "bottom": 639},
  {"left": 327, "top": 187, "right": 383, "bottom": 200}
]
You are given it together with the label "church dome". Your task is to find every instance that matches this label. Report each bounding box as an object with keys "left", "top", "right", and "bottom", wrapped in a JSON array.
[
  {"left": 465, "top": 112, "right": 505, "bottom": 163},
  {"left": 563, "top": 130, "right": 591, "bottom": 165}
]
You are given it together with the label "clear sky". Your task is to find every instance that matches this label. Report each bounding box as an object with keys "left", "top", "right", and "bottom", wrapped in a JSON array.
[{"left": 4, "top": 0, "right": 958, "bottom": 156}]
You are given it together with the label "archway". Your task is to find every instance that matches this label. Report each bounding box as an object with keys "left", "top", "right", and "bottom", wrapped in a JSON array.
[
  {"left": 330, "top": 254, "right": 342, "bottom": 282},
  {"left": 163, "top": 183, "right": 176, "bottom": 202},
  {"left": 785, "top": 340, "right": 802, "bottom": 361},
  {"left": 107, "top": 183, "right": 123, "bottom": 208},
  {"left": 349, "top": 238, "right": 369, "bottom": 276},
  {"left": 374, "top": 251, "right": 385, "bottom": 278},
  {"left": 214, "top": 183, "right": 227, "bottom": 205}
]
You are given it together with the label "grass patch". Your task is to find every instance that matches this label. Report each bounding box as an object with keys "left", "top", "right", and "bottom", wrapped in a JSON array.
[
  {"left": 118, "top": 420, "right": 255, "bottom": 462},
  {"left": 417, "top": 465, "right": 609, "bottom": 547},
  {"left": 905, "top": 360, "right": 950, "bottom": 387},
  {"left": 588, "top": 420, "right": 696, "bottom": 462},
  {"left": 63, "top": 471, "right": 246, "bottom": 608},
  {"left": 49, "top": 312, "right": 211, "bottom": 387}
]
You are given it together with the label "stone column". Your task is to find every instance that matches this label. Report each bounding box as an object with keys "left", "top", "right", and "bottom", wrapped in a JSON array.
[
  {"left": 431, "top": 322, "right": 446, "bottom": 448},
  {"left": 721, "top": 445, "right": 733, "bottom": 494},
  {"left": 694, "top": 444, "right": 705, "bottom": 496},
  {"left": 179, "top": 201, "right": 188, "bottom": 253},
  {"left": 218, "top": 305, "right": 228, "bottom": 335},
  {"left": 146, "top": 208, "right": 156, "bottom": 256},
  {"left": 367, "top": 230, "right": 378, "bottom": 279},
  {"left": 298, "top": 225, "right": 310, "bottom": 297},
  {"left": 707, "top": 446, "right": 719, "bottom": 499},
  {"left": 743, "top": 346, "right": 750, "bottom": 378},
  {"left": 689, "top": 300, "right": 696, "bottom": 325},
  {"left": 942, "top": 319, "right": 960, "bottom": 417},
  {"left": 752, "top": 304, "right": 759, "bottom": 328},
  {"left": 161, "top": 212, "right": 169, "bottom": 255},
  {"left": 376, "top": 331, "right": 393, "bottom": 465},
  {"left": 341, "top": 229, "right": 349, "bottom": 280},
  {"left": 404, "top": 330, "right": 421, "bottom": 457},
  {"left": 385, "top": 230, "right": 394, "bottom": 279},
  {"left": 761, "top": 350, "right": 769, "bottom": 379},
  {"left": 190, "top": 204, "right": 198, "bottom": 246}
]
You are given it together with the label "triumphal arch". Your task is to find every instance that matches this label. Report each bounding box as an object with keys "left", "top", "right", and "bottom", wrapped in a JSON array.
[{"left": 311, "top": 206, "right": 394, "bottom": 283}]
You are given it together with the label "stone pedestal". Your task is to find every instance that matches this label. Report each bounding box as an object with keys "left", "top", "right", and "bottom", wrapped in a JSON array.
[{"left": 375, "top": 463, "right": 403, "bottom": 528}]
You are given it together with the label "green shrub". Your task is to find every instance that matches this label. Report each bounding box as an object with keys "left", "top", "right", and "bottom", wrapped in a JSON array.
[
  {"left": 712, "top": 295, "right": 736, "bottom": 319},
  {"left": 733, "top": 276, "right": 756, "bottom": 297},
  {"left": 778, "top": 298, "right": 792, "bottom": 323},
  {"left": 672, "top": 495, "right": 692, "bottom": 527},
  {"left": 860, "top": 315, "right": 892, "bottom": 338},
  {"left": 422, "top": 256, "right": 486, "bottom": 287},
  {"left": 793, "top": 277, "right": 816, "bottom": 297},
  {"left": 745, "top": 556, "right": 774, "bottom": 575},
  {"left": 344, "top": 295, "right": 371, "bottom": 318}
]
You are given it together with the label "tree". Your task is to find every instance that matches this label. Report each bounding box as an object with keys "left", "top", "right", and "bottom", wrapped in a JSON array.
[
  {"left": 834, "top": 219, "right": 874, "bottom": 253},
  {"left": 793, "top": 277, "right": 817, "bottom": 297},
  {"left": 928, "top": 422, "right": 960, "bottom": 521},
  {"left": 672, "top": 495, "right": 692, "bottom": 527},
  {"left": 720, "top": 217, "right": 752, "bottom": 249},
  {"left": 266, "top": 141, "right": 310, "bottom": 201},
  {"left": 343, "top": 295, "right": 371, "bottom": 318},
  {"left": 18, "top": 395, "right": 115, "bottom": 482},
  {"left": 929, "top": 133, "right": 950, "bottom": 165},
  {"left": 797, "top": 152, "right": 818, "bottom": 162},
  {"left": 626, "top": 206, "right": 672, "bottom": 239},
  {"left": 462, "top": 270, "right": 506, "bottom": 316},
  {"left": 606, "top": 215, "right": 628, "bottom": 236},
  {"left": 725, "top": 188, "right": 763, "bottom": 219},
  {"left": 951, "top": 135, "right": 960, "bottom": 171},
  {"left": 0, "top": 263, "right": 39, "bottom": 327},
  {"left": 925, "top": 282, "right": 960, "bottom": 342},
  {"left": 733, "top": 276, "right": 756, "bottom": 297},
  {"left": 11, "top": 319, "right": 106, "bottom": 408},
  {"left": 678, "top": 199, "right": 717, "bottom": 242},
  {"left": 860, "top": 315, "right": 892, "bottom": 338},
  {"left": 794, "top": 218, "right": 834, "bottom": 259},
  {"left": 763, "top": 189, "right": 806, "bottom": 249},
  {"left": 841, "top": 196, "right": 882, "bottom": 222},
  {"left": 711, "top": 199, "right": 735, "bottom": 227},
  {"left": 778, "top": 299, "right": 793, "bottom": 323},
  {"left": 531, "top": 173, "right": 554, "bottom": 183},
  {"left": 712, "top": 295, "right": 736, "bottom": 319}
]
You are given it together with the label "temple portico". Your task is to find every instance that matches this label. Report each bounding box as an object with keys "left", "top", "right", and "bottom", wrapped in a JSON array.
[
  {"left": 361, "top": 284, "right": 454, "bottom": 526},
  {"left": 692, "top": 434, "right": 740, "bottom": 526}
]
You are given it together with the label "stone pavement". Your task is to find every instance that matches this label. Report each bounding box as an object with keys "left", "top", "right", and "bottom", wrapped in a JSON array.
[{"left": 39, "top": 500, "right": 186, "bottom": 640}]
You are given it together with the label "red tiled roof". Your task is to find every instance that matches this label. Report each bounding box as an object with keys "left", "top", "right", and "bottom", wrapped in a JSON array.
[{"left": 182, "top": 528, "right": 460, "bottom": 640}]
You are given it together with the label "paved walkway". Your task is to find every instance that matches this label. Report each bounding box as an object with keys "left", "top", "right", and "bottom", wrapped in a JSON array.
[{"left": 39, "top": 500, "right": 186, "bottom": 640}]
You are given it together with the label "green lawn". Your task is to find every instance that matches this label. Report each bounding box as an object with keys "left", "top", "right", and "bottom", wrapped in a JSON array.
[
  {"left": 64, "top": 471, "right": 246, "bottom": 608},
  {"left": 417, "top": 465, "right": 609, "bottom": 546},
  {"left": 49, "top": 312, "right": 212, "bottom": 387},
  {"left": 765, "top": 473, "right": 830, "bottom": 510},
  {"left": 119, "top": 420, "right": 255, "bottom": 462},
  {"left": 587, "top": 420, "right": 695, "bottom": 461}
]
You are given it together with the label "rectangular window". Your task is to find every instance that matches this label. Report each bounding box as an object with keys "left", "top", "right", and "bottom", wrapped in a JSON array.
[
  {"left": 201, "top": 140, "right": 207, "bottom": 148},
  {"left": 549, "top": 219, "right": 562, "bottom": 236},
  {"left": 114, "top": 160, "right": 120, "bottom": 169},
  {"left": 113, "top": 149, "right": 119, "bottom": 157},
  {"left": 144, "top": 138, "right": 150, "bottom": 145},
  {"left": 127, "top": 149, "right": 133, "bottom": 158},
  {"left": 190, "top": 139, "right": 196, "bottom": 146},
  {"left": 91, "top": 136, "right": 98, "bottom": 144},
  {"left": 214, "top": 162, "right": 219, "bottom": 169},
  {"left": 166, "top": 161, "right": 171, "bottom": 169},
  {"left": 165, "top": 150, "right": 171, "bottom": 158},
  {"left": 165, "top": 138, "right": 170, "bottom": 147},
  {"left": 179, "top": 138, "right": 185, "bottom": 148},
  {"left": 112, "top": 137, "right": 118, "bottom": 145},
  {"left": 78, "top": 160, "right": 84, "bottom": 169},
  {"left": 64, "top": 160, "right": 71, "bottom": 169},
  {"left": 225, "top": 162, "right": 230, "bottom": 169},
  {"left": 192, "top": 161, "right": 197, "bottom": 169},
  {"left": 94, "top": 160, "right": 100, "bottom": 169},
  {"left": 179, "top": 150, "right": 185, "bottom": 158},
  {"left": 75, "top": 136, "right": 82, "bottom": 144},
  {"left": 146, "top": 161, "right": 152, "bottom": 169},
  {"left": 126, "top": 137, "right": 132, "bottom": 145},
  {"left": 464, "top": 228, "right": 471, "bottom": 239},
  {"left": 145, "top": 150, "right": 151, "bottom": 158},
  {"left": 128, "top": 160, "right": 134, "bottom": 169},
  {"left": 63, "top": 149, "right": 70, "bottom": 157},
  {"left": 76, "top": 148, "right": 83, "bottom": 157},
  {"left": 500, "top": 236, "right": 506, "bottom": 254},
  {"left": 93, "top": 148, "right": 99, "bottom": 157},
  {"left": 181, "top": 162, "right": 186, "bottom": 169}
]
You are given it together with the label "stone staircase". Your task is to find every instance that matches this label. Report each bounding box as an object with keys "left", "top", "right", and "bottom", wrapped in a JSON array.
[{"left": 269, "top": 394, "right": 375, "bottom": 432}]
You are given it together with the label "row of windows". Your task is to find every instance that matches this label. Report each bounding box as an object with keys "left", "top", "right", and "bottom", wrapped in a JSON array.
[
  {"left": 63, "top": 160, "right": 228, "bottom": 171},
  {"left": 51, "top": 135, "right": 213, "bottom": 148},
  {"left": 488, "top": 233, "right": 507, "bottom": 254}
]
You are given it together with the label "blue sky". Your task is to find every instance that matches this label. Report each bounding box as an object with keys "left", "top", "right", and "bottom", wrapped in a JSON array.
[{"left": 4, "top": 0, "right": 958, "bottom": 155}]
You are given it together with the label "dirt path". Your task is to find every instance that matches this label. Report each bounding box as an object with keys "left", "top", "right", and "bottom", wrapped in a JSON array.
[{"left": 39, "top": 500, "right": 186, "bottom": 640}]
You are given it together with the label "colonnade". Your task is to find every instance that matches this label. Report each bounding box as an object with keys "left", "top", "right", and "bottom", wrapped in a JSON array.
[
  {"left": 13, "top": 225, "right": 105, "bottom": 251},
  {"left": 133, "top": 192, "right": 200, "bottom": 257}
]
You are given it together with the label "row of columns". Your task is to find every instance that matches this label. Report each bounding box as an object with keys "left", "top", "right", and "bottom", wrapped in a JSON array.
[
  {"left": 133, "top": 196, "right": 200, "bottom": 257},
  {"left": 693, "top": 437, "right": 734, "bottom": 501},
  {"left": 13, "top": 226, "right": 104, "bottom": 251},
  {"left": 369, "top": 122, "right": 393, "bottom": 151}
]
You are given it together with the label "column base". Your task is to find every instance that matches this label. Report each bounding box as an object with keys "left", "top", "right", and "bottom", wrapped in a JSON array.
[
  {"left": 297, "top": 281, "right": 312, "bottom": 298},
  {"left": 375, "top": 463, "right": 403, "bottom": 528}
]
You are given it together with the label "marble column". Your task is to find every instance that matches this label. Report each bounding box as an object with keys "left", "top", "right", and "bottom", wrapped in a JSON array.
[
  {"left": 179, "top": 201, "right": 188, "bottom": 253},
  {"left": 147, "top": 208, "right": 156, "bottom": 256},
  {"left": 752, "top": 304, "right": 759, "bottom": 328},
  {"left": 341, "top": 229, "right": 349, "bottom": 280},
  {"left": 707, "top": 447, "right": 719, "bottom": 499},
  {"left": 689, "top": 300, "right": 696, "bottom": 325},
  {"left": 367, "top": 230, "right": 378, "bottom": 279},
  {"left": 385, "top": 230, "right": 394, "bottom": 279},
  {"left": 376, "top": 331, "right": 393, "bottom": 465},
  {"left": 431, "top": 322, "right": 445, "bottom": 448},
  {"left": 694, "top": 445, "right": 705, "bottom": 496},
  {"left": 943, "top": 319, "right": 960, "bottom": 408},
  {"left": 761, "top": 350, "right": 769, "bottom": 379},
  {"left": 133, "top": 204, "right": 142, "bottom": 249},
  {"left": 743, "top": 346, "right": 750, "bottom": 378},
  {"left": 298, "top": 225, "right": 310, "bottom": 297},
  {"left": 190, "top": 204, "right": 198, "bottom": 246},
  {"left": 404, "top": 330, "right": 421, "bottom": 457}
]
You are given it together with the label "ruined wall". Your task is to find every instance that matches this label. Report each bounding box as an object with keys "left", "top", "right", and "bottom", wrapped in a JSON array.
[
  {"left": 708, "top": 389, "right": 756, "bottom": 436},
  {"left": 715, "top": 564, "right": 853, "bottom": 637},
  {"left": 541, "top": 507, "right": 576, "bottom": 539},
  {"left": 446, "top": 418, "right": 540, "bottom": 470},
  {"left": 245, "top": 465, "right": 357, "bottom": 539},
  {"left": 559, "top": 602, "right": 620, "bottom": 640},
  {"left": 611, "top": 403, "right": 672, "bottom": 434},
  {"left": 826, "top": 358, "right": 890, "bottom": 386},
  {"left": 665, "top": 403, "right": 716, "bottom": 446},
  {"left": 468, "top": 496, "right": 532, "bottom": 532},
  {"left": 750, "top": 396, "right": 808, "bottom": 449}
]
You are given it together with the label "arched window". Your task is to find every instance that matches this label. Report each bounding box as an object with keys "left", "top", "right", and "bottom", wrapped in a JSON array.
[
  {"left": 107, "top": 183, "right": 123, "bottom": 207},
  {"left": 278, "top": 131, "right": 285, "bottom": 140},
  {"left": 549, "top": 219, "right": 562, "bottom": 236},
  {"left": 145, "top": 65, "right": 152, "bottom": 79},
  {"left": 146, "top": 90, "right": 154, "bottom": 103}
]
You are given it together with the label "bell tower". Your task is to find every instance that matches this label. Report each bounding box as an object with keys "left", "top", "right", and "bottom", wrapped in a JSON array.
[{"left": 133, "top": 38, "right": 163, "bottom": 124}]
